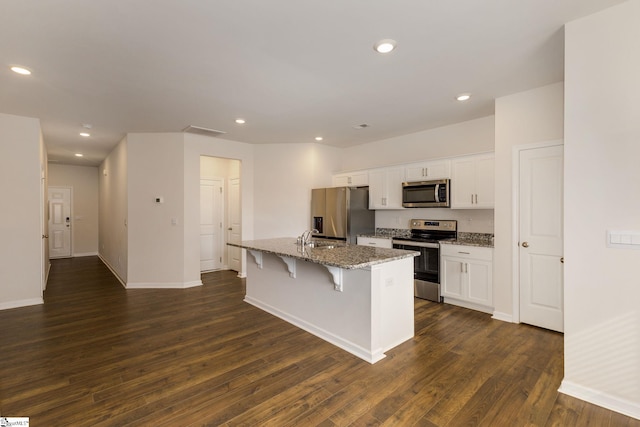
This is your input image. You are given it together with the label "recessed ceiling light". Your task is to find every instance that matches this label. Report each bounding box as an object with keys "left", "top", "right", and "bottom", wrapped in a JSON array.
[
  {"left": 374, "top": 39, "right": 396, "bottom": 54},
  {"left": 235, "top": 118, "right": 246, "bottom": 124},
  {"left": 10, "top": 66, "right": 31, "bottom": 75},
  {"left": 80, "top": 132, "right": 90, "bottom": 137},
  {"left": 315, "top": 136, "right": 323, "bottom": 141},
  {"left": 456, "top": 93, "right": 472, "bottom": 101},
  {"left": 74, "top": 153, "right": 83, "bottom": 157}
]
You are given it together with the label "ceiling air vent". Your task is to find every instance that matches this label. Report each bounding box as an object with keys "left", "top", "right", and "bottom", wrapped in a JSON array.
[
  {"left": 182, "top": 125, "right": 226, "bottom": 137},
  {"left": 353, "top": 124, "right": 370, "bottom": 129}
]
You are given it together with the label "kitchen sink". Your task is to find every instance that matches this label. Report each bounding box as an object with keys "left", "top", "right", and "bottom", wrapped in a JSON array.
[{"left": 306, "top": 240, "right": 344, "bottom": 249}]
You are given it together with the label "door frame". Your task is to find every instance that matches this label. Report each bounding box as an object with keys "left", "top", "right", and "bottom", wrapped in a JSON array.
[
  {"left": 511, "top": 139, "right": 563, "bottom": 323},
  {"left": 48, "top": 185, "right": 73, "bottom": 259}
]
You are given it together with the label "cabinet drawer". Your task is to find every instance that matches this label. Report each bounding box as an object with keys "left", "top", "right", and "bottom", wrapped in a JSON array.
[
  {"left": 440, "top": 244, "right": 493, "bottom": 261},
  {"left": 357, "top": 237, "right": 393, "bottom": 248}
]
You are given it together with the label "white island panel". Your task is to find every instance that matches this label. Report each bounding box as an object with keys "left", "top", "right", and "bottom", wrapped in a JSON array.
[{"left": 244, "top": 252, "right": 414, "bottom": 363}]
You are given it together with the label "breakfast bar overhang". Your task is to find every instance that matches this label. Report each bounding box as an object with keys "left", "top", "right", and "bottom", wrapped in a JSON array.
[{"left": 229, "top": 238, "right": 418, "bottom": 363}]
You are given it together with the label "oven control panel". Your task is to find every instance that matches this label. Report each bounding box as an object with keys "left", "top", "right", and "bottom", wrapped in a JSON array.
[{"left": 410, "top": 219, "right": 457, "bottom": 231}]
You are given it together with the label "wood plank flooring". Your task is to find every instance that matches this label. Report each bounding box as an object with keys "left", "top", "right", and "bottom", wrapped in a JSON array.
[{"left": 1, "top": 256, "right": 638, "bottom": 426}]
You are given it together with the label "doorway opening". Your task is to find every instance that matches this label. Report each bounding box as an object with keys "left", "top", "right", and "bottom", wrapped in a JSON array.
[{"left": 200, "top": 156, "right": 241, "bottom": 274}]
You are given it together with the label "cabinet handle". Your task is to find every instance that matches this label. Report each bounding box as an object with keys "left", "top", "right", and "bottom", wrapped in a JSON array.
[
  {"left": 465, "top": 263, "right": 468, "bottom": 273},
  {"left": 460, "top": 263, "right": 464, "bottom": 273},
  {"left": 458, "top": 251, "right": 470, "bottom": 254},
  {"left": 471, "top": 194, "right": 474, "bottom": 204},
  {"left": 474, "top": 194, "right": 478, "bottom": 204}
]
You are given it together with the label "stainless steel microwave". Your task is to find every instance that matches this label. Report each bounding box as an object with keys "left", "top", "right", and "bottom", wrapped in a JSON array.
[{"left": 402, "top": 179, "right": 450, "bottom": 208}]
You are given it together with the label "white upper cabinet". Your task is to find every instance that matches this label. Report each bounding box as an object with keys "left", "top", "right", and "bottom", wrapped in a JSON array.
[
  {"left": 332, "top": 171, "right": 368, "bottom": 187},
  {"left": 368, "top": 167, "right": 404, "bottom": 210},
  {"left": 450, "top": 153, "right": 494, "bottom": 209},
  {"left": 404, "top": 160, "right": 451, "bottom": 182}
]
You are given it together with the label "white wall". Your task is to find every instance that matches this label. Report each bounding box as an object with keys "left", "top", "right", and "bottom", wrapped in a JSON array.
[
  {"left": 0, "top": 113, "right": 45, "bottom": 309},
  {"left": 48, "top": 164, "right": 99, "bottom": 256},
  {"left": 493, "top": 82, "right": 564, "bottom": 318},
  {"left": 339, "top": 116, "right": 495, "bottom": 171},
  {"left": 562, "top": 1, "right": 640, "bottom": 418},
  {"left": 376, "top": 209, "right": 494, "bottom": 233},
  {"left": 253, "top": 143, "right": 340, "bottom": 239},
  {"left": 99, "top": 136, "right": 128, "bottom": 283},
  {"left": 127, "top": 133, "right": 187, "bottom": 287}
]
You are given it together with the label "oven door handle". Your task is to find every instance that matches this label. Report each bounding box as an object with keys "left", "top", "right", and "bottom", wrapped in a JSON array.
[{"left": 392, "top": 240, "right": 440, "bottom": 249}]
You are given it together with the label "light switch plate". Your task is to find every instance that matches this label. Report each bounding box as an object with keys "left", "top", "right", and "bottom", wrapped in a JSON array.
[{"left": 607, "top": 230, "right": 640, "bottom": 250}]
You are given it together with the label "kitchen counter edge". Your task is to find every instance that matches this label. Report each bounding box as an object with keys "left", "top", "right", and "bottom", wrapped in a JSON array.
[{"left": 229, "top": 238, "right": 419, "bottom": 270}]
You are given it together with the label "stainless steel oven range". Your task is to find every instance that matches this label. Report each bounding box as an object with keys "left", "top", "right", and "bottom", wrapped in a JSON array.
[{"left": 392, "top": 219, "right": 457, "bottom": 302}]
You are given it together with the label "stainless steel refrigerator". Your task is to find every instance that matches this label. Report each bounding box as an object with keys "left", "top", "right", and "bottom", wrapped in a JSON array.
[{"left": 310, "top": 187, "right": 375, "bottom": 244}]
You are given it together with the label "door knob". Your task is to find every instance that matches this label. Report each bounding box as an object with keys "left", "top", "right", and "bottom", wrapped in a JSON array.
[
  {"left": 42, "top": 234, "right": 49, "bottom": 239},
  {"left": 560, "top": 257, "right": 564, "bottom": 263},
  {"left": 522, "top": 241, "right": 529, "bottom": 248}
]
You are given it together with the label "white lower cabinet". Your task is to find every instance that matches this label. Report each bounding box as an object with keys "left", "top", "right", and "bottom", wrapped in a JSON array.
[
  {"left": 356, "top": 236, "right": 393, "bottom": 248},
  {"left": 440, "top": 244, "right": 493, "bottom": 313}
]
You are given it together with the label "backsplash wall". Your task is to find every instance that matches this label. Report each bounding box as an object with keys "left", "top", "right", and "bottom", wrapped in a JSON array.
[{"left": 375, "top": 208, "right": 494, "bottom": 234}]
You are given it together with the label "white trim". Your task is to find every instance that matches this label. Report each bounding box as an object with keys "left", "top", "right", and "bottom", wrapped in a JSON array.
[
  {"left": 244, "top": 295, "right": 387, "bottom": 364},
  {"left": 559, "top": 380, "right": 640, "bottom": 420},
  {"left": 98, "top": 254, "right": 127, "bottom": 288},
  {"left": 491, "top": 311, "right": 513, "bottom": 323},
  {"left": 126, "top": 280, "right": 203, "bottom": 289},
  {"left": 73, "top": 252, "right": 99, "bottom": 257},
  {"left": 236, "top": 272, "right": 247, "bottom": 278},
  {"left": 511, "top": 139, "right": 563, "bottom": 323},
  {"left": 0, "top": 297, "right": 44, "bottom": 311}
]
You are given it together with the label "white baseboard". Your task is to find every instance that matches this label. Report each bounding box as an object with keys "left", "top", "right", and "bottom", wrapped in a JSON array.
[
  {"left": 237, "top": 272, "right": 247, "bottom": 278},
  {"left": 73, "top": 252, "right": 99, "bottom": 257},
  {"left": 492, "top": 311, "right": 514, "bottom": 323},
  {"left": 244, "top": 295, "right": 386, "bottom": 364},
  {"left": 126, "top": 280, "right": 203, "bottom": 289},
  {"left": 0, "top": 297, "right": 44, "bottom": 311},
  {"left": 559, "top": 380, "right": 640, "bottom": 420}
]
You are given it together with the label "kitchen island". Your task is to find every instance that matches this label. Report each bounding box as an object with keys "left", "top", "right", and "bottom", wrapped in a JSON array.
[{"left": 228, "top": 238, "right": 418, "bottom": 363}]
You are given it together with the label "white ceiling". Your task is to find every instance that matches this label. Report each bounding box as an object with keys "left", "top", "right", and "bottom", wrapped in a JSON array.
[{"left": 0, "top": 0, "right": 626, "bottom": 166}]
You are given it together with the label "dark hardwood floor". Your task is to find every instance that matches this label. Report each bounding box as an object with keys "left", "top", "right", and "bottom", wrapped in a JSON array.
[{"left": 1, "top": 256, "right": 638, "bottom": 426}]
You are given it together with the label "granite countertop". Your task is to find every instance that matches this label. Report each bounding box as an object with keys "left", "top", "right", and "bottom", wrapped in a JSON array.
[
  {"left": 439, "top": 232, "right": 494, "bottom": 248},
  {"left": 229, "top": 238, "right": 419, "bottom": 270},
  {"left": 360, "top": 229, "right": 494, "bottom": 248}
]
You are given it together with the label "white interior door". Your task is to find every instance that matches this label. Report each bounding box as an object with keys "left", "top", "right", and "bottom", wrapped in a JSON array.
[
  {"left": 200, "top": 178, "right": 224, "bottom": 272},
  {"left": 227, "top": 177, "right": 241, "bottom": 272},
  {"left": 519, "top": 144, "right": 564, "bottom": 332},
  {"left": 48, "top": 187, "right": 72, "bottom": 259}
]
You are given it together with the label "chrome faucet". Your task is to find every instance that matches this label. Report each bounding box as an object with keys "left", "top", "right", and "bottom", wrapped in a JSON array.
[{"left": 298, "top": 229, "right": 319, "bottom": 245}]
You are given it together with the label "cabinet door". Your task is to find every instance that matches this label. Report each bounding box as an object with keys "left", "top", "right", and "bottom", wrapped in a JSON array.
[
  {"left": 368, "top": 169, "right": 386, "bottom": 209},
  {"left": 441, "top": 256, "right": 465, "bottom": 299},
  {"left": 332, "top": 171, "right": 369, "bottom": 187},
  {"left": 467, "top": 260, "right": 492, "bottom": 306},
  {"left": 451, "top": 158, "right": 476, "bottom": 208},
  {"left": 332, "top": 174, "right": 350, "bottom": 187},
  {"left": 385, "top": 167, "right": 404, "bottom": 209},
  {"left": 405, "top": 161, "right": 451, "bottom": 182},
  {"left": 350, "top": 171, "right": 369, "bottom": 187},
  {"left": 474, "top": 156, "right": 494, "bottom": 208}
]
